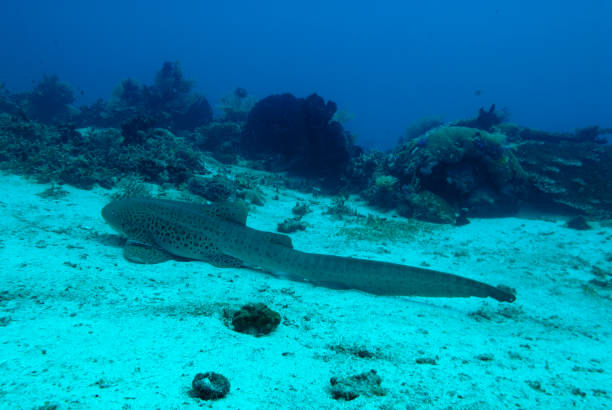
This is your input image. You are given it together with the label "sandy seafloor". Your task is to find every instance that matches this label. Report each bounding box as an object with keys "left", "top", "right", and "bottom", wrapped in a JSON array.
[{"left": 0, "top": 170, "right": 610, "bottom": 410}]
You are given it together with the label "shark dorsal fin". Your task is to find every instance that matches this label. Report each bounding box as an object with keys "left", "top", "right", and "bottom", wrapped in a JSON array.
[
  {"left": 268, "top": 232, "right": 293, "bottom": 248},
  {"left": 161, "top": 199, "right": 249, "bottom": 225},
  {"left": 209, "top": 201, "right": 248, "bottom": 225}
]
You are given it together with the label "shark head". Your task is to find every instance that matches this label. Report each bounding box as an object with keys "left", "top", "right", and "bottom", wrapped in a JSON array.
[
  {"left": 101, "top": 199, "right": 128, "bottom": 235},
  {"left": 101, "top": 198, "right": 152, "bottom": 241}
]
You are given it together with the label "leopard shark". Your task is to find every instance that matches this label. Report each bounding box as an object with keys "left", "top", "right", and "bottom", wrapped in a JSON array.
[{"left": 101, "top": 197, "right": 516, "bottom": 302}]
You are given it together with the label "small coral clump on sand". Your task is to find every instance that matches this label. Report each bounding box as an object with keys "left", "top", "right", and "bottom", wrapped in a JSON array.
[
  {"left": 190, "top": 372, "right": 230, "bottom": 400},
  {"left": 329, "top": 369, "right": 386, "bottom": 401},
  {"left": 231, "top": 303, "right": 281, "bottom": 336}
]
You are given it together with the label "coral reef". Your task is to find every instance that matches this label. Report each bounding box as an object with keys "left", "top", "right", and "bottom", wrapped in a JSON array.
[
  {"left": 1, "top": 66, "right": 609, "bottom": 223},
  {"left": 217, "top": 87, "right": 257, "bottom": 122},
  {"left": 344, "top": 108, "right": 611, "bottom": 222},
  {"left": 26, "top": 75, "right": 76, "bottom": 123},
  {"left": 242, "top": 93, "right": 358, "bottom": 181},
  {"left": 187, "top": 175, "right": 237, "bottom": 202},
  {"left": 79, "top": 61, "right": 213, "bottom": 131},
  {"left": 0, "top": 114, "right": 203, "bottom": 189},
  {"left": 514, "top": 141, "right": 612, "bottom": 218},
  {"left": 398, "top": 190, "right": 456, "bottom": 224},
  {"left": 400, "top": 115, "right": 443, "bottom": 144},
  {"left": 361, "top": 174, "right": 401, "bottom": 210},
  {"left": 455, "top": 104, "right": 507, "bottom": 131},
  {"left": 498, "top": 123, "right": 610, "bottom": 144},
  {"left": 389, "top": 126, "right": 527, "bottom": 219},
  {"left": 190, "top": 121, "right": 242, "bottom": 163}
]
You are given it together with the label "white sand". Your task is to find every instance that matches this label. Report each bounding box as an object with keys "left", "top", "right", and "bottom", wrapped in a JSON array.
[{"left": 0, "top": 171, "right": 610, "bottom": 409}]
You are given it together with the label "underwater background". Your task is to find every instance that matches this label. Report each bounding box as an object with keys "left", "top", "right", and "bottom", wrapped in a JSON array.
[
  {"left": 2, "top": 0, "right": 611, "bottom": 147},
  {"left": 0, "top": 1, "right": 611, "bottom": 409}
]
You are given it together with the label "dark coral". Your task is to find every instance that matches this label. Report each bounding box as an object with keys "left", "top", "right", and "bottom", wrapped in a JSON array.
[
  {"left": 566, "top": 216, "right": 591, "bottom": 230},
  {"left": 191, "top": 121, "right": 242, "bottom": 163},
  {"left": 26, "top": 75, "right": 75, "bottom": 123},
  {"left": 401, "top": 115, "right": 443, "bottom": 144},
  {"left": 398, "top": 190, "right": 456, "bottom": 224},
  {"left": 514, "top": 125, "right": 608, "bottom": 144},
  {"left": 242, "top": 93, "right": 357, "bottom": 181},
  {"left": 217, "top": 88, "right": 256, "bottom": 123},
  {"left": 361, "top": 175, "right": 401, "bottom": 210},
  {"left": 141, "top": 61, "right": 212, "bottom": 130},
  {"left": 187, "top": 175, "right": 237, "bottom": 202},
  {"left": 190, "top": 372, "right": 230, "bottom": 400},
  {"left": 277, "top": 216, "right": 307, "bottom": 233},
  {"left": 120, "top": 115, "right": 156, "bottom": 146},
  {"left": 456, "top": 104, "right": 507, "bottom": 131},
  {"left": 231, "top": 303, "right": 281, "bottom": 336}
]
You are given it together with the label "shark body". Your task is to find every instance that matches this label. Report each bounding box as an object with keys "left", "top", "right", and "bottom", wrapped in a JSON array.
[{"left": 101, "top": 198, "right": 516, "bottom": 302}]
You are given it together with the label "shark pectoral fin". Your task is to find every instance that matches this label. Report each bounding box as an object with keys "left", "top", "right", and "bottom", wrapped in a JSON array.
[
  {"left": 269, "top": 270, "right": 349, "bottom": 290},
  {"left": 124, "top": 240, "right": 174, "bottom": 264},
  {"left": 310, "top": 280, "right": 353, "bottom": 291},
  {"left": 199, "top": 252, "right": 244, "bottom": 268}
]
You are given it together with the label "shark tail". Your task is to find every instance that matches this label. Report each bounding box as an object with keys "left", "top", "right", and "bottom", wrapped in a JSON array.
[{"left": 257, "top": 246, "right": 516, "bottom": 302}]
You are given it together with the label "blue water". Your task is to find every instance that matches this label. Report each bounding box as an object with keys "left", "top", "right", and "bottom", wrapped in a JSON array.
[{"left": 1, "top": 0, "right": 610, "bottom": 148}]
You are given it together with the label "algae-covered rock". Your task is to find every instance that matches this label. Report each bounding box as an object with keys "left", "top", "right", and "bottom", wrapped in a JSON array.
[
  {"left": 192, "top": 121, "right": 241, "bottom": 163},
  {"left": 187, "top": 175, "right": 237, "bottom": 202},
  {"left": 399, "top": 191, "right": 456, "bottom": 224},
  {"left": 277, "top": 216, "right": 307, "bottom": 233},
  {"left": 514, "top": 141, "right": 612, "bottom": 219},
  {"left": 329, "top": 369, "right": 386, "bottom": 401},
  {"left": 292, "top": 202, "right": 311, "bottom": 217},
  {"left": 231, "top": 303, "right": 281, "bottom": 336},
  {"left": 191, "top": 372, "right": 230, "bottom": 400},
  {"left": 362, "top": 175, "right": 401, "bottom": 210}
]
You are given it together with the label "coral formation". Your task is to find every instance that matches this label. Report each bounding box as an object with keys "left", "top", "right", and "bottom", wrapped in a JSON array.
[
  {"left": 362, "top": 174, "right": 401, "bottom": 210},
  {"left": 566, "top": 216, "right": 591, "bottom": 230},
  {"left": 515, "top": 141, "right": 612, "bottom": 218},
  {"left": 190, "top": 121, "right": 242, "bottom": 163},
  {"left": 26, "top": 75, "right": 75, "bottom": 123},
  {"left": 388, "top": 126, "right": 527, "bottom": 219},
  {"left": 190, "top": 372, "right": 230, "bottom": 400},
  {"left": 217, "top": 87, "right": 257, "bottom": 122},
  {"left": 187, "top": 175, "right": 237, "bottom": 202},
  {"left": 0, "top": 65, "right": 609, "bottom": 223},
  {"left": 277, "top": 216, "right": 307, "bottom": 233},
  {"left": 0, "top": 114, "right": 203, "bottom": 189},
  {"left": 242, "top": 93, "right": 358, "bottom": 181},
  {"left": 400, "top": 115, "right": 443, "bottom": 144},
  {"left": 455, "top": 104, "right": 507, "bottom": 131},
  {"left": 231, "top": 303, "right": 281, "bottom": 336},
  {"left": 291, "top": 202, "right": 311, "bottom": 217},
  {"left": 80, "top": 61, "right": 213, "bottom": 131}
]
